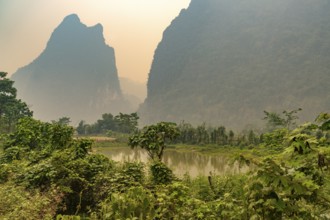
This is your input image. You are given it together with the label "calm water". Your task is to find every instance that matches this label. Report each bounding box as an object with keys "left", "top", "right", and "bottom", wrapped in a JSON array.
[{"left": 97, "top": 147, "right": 247, "bottom": 177}]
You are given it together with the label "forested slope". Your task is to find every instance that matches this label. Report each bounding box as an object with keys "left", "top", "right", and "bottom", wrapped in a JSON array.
[{"left": 141, "top": 0, "right": 330, "bottom": 129}]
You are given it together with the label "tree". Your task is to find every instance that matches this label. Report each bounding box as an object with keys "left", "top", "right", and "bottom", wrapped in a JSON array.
[
  {"left": 263, "top": 111, "right": 285, "bottom": 131},
  {"left": 177, "top": 121, "right": 196, "bottom": 144},
  {"left": 114, "top": 112, "right": 139, "bottom": 133},
  {"left": 52, "top": 117, "right": 71, "bottom": 125},
  {"left": 76, "top": 120, "right": 87, "bottom": 135},
  {"left": 315, "top": 112, "right": 330, "bottom": 131},
  {"left": 248, "top": 130, "right": 257, "bottom": 145},
  {"left": 217, "top": 126, "right": 227, "bottom": 145},
  {"left": 263, "top": 108, "right": 301, "bottom": 131},
  {"left": 196, "top": 123, "right": 209, "bottom": 144},
  {"left": 75, "top": 112, "right": 140, "bottom": 135},
  {"left": 97, "top": 113, "right": 116, "bottom": 133},
  {"left": 0, "top": 72, "right": 32, "bottom": 132},
  {"left": 282, "top": 108, "right": 302, "bottom": 129},
  {"left": 228, "top": 130, "right": 235, "bottom": 145},
  {"left": 128, "top": 122, "right": 179, "bottom": 161}
]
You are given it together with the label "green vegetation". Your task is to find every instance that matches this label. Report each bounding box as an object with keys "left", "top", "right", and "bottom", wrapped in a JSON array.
[
  {"left": 77, "top": 112, "right": 139, "bottom": 135},
  {"left": 1, "top": 111, "right": 329, "bottom": 219},
  {"left": 129, "top": 122, "right": 179, "bottom": 160},
  {"left": 263, "top": 108, "right": 302, "bottom": 131},
  {"left": 1, "top": 75, "right": 330, "bottom": 219},
  {"left": 0, "top": 72, "right": 33, "bottom": 133}
]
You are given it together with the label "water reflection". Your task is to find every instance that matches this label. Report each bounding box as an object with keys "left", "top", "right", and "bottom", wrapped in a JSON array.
[{"left": 98, "top": 147, "right": 247, "bottom": 178}]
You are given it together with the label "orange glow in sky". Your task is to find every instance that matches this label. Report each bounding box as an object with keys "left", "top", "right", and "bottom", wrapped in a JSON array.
[{"left": 0, "top": 0, "right": 190, "bottom": 83}]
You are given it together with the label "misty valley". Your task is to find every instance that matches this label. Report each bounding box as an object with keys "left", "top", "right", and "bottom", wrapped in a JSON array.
[{"left": 1, "top": 0, "right": 330, "bottom": 219}]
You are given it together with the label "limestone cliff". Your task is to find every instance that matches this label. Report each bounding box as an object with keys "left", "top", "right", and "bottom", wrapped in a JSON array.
[
  {"left": 12, "top": 14, "right": 131, "bottom": 123},
  {"left": 141, "top": 0, "right": 330, "bottom": 129}
]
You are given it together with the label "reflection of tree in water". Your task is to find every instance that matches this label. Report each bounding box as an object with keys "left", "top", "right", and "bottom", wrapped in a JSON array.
[
  {"left": 132, "top": 148, "right": 142, "bottom": 161},
  {"left": 163, "top": 150, "right": 217, "bottom": 176},
  {"left": 163, "top": 150, "right": 210, "bottom": 168},
  {"left": 100, "top": 147, "right": 248, "bottom": 177},
  {"left": 99, "top": 148, "right": 123, "bottom": 158},
  {"left": 210, "top": 156, "right": 246, "bottom": 174},
  {"left": 162, "top": 153, "right": 170, "bottom": 165},
  {"left": 101, "top": 148, "right": 148, "bottom": 163},
  {"left": 114, "top": 148, "right": 132, "bottom": 162},
  {"left": 192, "top": 154, "right": 210, "bottom": 169},
  {"left": 210, "top": 156, "right": 227, "bottom": 173}
]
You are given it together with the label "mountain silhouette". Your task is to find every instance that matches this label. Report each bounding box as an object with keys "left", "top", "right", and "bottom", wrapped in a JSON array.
[{"left": 12, "top": 14, "right": 131, "bottom": 123}]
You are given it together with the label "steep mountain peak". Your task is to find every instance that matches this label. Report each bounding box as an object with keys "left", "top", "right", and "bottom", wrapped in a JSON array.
[
  {"left": 46, "top": 14, "right": 105, "bottom": 51},
  {"left": 92, "top": 23, "right": 103, "bottom": 33},
  {"left": 62, "top": 13, "right": 81, "bottom": 24},
  {"left": 60, "top": 14, "right": 103, "bottom": 33},
  {"left": 11, "top": 14, "right": 131, "bottom": 123}
]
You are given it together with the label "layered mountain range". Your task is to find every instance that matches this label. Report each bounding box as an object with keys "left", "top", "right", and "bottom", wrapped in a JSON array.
[
  {"left": 140, "top": 0, "right": 330, "bottom": 129},
  {"left": 11, "top": 14, "right": 131, "bottom": 123}
]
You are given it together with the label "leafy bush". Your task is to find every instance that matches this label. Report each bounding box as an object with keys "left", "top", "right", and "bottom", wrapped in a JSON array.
[
  {"left": 150, "top": 161, "right": 175, "bottom": 185},
  {"left": 98, "top": 186, "right": 156, "bottom": 220},
  {"left": 1, "top": 114, "right": 329, "bottom": 219},
  {"left": 0, "top": 183, "right": 62, "bottom": 219}
]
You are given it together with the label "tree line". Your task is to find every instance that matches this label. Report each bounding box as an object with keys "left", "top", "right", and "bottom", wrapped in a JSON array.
[
  {"left": 76, "top": 112, "right": 139, "bottom": 135},
  {"left": 175, "top": 121, "right": 258, "bottom": 146},
  {"left": 173, "top": 108, "right": 306, "bottom": 147}
]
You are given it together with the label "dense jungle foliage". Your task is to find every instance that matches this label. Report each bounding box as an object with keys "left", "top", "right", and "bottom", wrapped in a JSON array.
[{"left": 0, "top": 112, "right": 329, "bottom": 219}]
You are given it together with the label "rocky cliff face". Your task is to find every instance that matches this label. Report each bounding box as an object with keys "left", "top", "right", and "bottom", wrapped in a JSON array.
[
  {"left": 12, "top": 14, "right": 131, "bottom": 123},
  {"left": 140, "top": 0, "right": 330, "bottom": 129}
]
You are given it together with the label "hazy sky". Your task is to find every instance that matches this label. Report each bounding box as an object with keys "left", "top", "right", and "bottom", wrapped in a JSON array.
[{"left": 0, "top": 0, "right": 190, "bottom": 83}]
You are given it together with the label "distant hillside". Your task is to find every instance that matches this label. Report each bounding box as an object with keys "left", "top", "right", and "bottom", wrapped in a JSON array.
[
  {"left": 11, "top": 14, "right": 131, "bottom": 123},
  {"left": 119, "top": 77, "right": 146, "bottom": 111},
  {"left": 140, "top": 0, "right": 330, "bottom": 129}
]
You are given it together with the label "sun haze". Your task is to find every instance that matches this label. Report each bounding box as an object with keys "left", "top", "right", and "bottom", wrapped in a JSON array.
[{"left": 0, "top": 0, "right": 190, "bottom": 83}]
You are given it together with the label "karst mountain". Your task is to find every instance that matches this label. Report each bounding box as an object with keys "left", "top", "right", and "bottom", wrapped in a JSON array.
[
  {"left": 140, "top": 0, "right": 330, "bottom": 129},
  {"left": 11, "top": 14, "right": 131, "bottom": 123}
]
